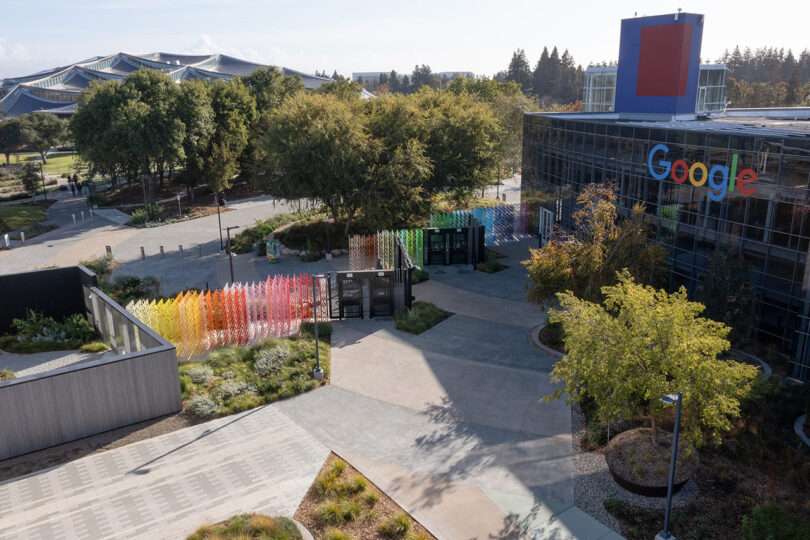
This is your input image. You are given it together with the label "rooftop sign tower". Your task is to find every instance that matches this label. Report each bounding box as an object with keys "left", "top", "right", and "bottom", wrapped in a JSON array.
[{"left": 614, "top": 12, "right": 704, "bottom": 118}]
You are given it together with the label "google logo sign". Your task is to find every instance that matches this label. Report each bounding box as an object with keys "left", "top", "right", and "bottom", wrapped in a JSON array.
[{"left": 647, "top": 144, "right": 758, "bottom": 202}]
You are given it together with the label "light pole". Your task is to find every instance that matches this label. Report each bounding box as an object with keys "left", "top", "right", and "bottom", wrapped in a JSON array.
[
  {"left": 656, "top": 392, "right": 683, "bottom": 540},
  {"left": 312, "top": 275, "right": 324, "bottom": 380},
  {"left": 225, "top": 225, "right": 239, "bottom": 284},
  {"left": 215, "top": 193, "right": 225, "bottom": 251}
]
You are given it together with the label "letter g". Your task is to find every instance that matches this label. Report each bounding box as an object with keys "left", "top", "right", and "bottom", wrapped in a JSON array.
[{"left": 648, "top": 144, "right": 671, "bottom": 181}]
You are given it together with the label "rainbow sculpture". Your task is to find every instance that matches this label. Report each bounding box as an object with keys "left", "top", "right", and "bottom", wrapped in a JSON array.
[
  {"left": 430, "top": 203, "right": 531, "bottom": 246},
  {"left": 349, "top": 229, "right": 423, "bottom": 270},
  {"left": 127, "top": 274, "right": 329, "bottom": 358}
]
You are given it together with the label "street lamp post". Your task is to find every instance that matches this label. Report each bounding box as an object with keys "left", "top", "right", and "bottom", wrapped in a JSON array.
[
  {"left": 216, "top": 193, "right": 225, "bottom": 251},
  {"left": 225, "top": 225, "right": 239, "bottom": 284},
  {"left": 656, "top": 392, "right": 683, "bottom": 540},
  {"left": 312, "top": 275, "right": 324, "bottom": 380}
]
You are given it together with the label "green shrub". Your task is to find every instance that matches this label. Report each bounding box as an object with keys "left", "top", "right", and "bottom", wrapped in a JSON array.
[
  {"left": 103, "top": 275, "right": 160, "bottom": 305},
  {"left": 186, "top": 514, "right": 302, "bottom": 540},
  {"left": 377, "top": 513, "right": 411, "bottom": 539},
  {"left": 230, "top": 212, "right": 316, "bottom": 254},
  {"left": 80, "top": 255, "right": 114, "bottom": 279},
  {"left": 411, "top": 268, "right": 430, "bottom": 284},
  {"left": 186, "top": 365, "right": 214, "bottom": 384},
  {"left": 187, "top": 395, "right": 218, "bottom": 419},
  {"left": 316, "top": 500, "right": 361, "bottom": 526},
  {"left": 742, "top": 504, "right": 810, "bottom": 540},
  {"left": 79, "top": 341, "right": 109, "bottom": 353},
  {"left": 128, "top": 203, "right": 160, "bottom": 226},
  {"left": 394, "top": 302, "right": 451, "bottom": 335},
  {"left": 9, "top": 310, "right": 95, "bottom": 346},
  {"left": 254, "top": 344, "right": 291, "bottom": 376},
  {"left": 362, "top": 492, "right": 379, "bottom": 507},
  {"left": 0, "top": 369, "right": 15, "bottom": 381},
  {"left": 323, "top": 529, "right": 351, "bottom": 540}
]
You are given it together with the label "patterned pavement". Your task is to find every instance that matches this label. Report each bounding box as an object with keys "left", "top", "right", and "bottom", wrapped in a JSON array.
[{"left": 0, "top": 406, "right": 328, "bottom": 540}]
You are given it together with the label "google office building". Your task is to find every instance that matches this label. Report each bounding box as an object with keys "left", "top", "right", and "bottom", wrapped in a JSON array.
[{"left": 522, "top": 12, "right": 810, "bottom": 380}]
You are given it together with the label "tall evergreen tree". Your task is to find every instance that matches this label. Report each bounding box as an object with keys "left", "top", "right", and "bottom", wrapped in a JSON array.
[{"left": 507, "top": 49, "right": 533, "bottom": 95}]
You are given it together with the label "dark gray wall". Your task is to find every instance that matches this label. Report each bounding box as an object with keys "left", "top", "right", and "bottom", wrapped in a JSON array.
[
  {"left": 0, "top": 266, "right": 97, "bottom": 333},
  {"left": 0, "top": 347, "right": 180, "bottom": 460}
]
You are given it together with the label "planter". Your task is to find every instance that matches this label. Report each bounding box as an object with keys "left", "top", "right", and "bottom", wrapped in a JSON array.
[
  {"left": 529, "top": 322, "right": 564, "bottom": 359},
  {"left": 729, "top": 349, "right": 773, "bottom": 379},
  {"left": 293, "top": 518, "right": 314, "bottom": 540},
  {"left": 605, "top": 427, "right": 698, "bottom": 498}
]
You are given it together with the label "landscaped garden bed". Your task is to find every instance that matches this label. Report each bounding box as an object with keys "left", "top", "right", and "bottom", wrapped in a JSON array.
[
  {"left": 0, "top": 309, "right": 102, "bottom": 355},
  {"left": 295, "top": 453, "right": 435, "bottom": 540},
  {"left": 187, "top": 514, "right": 306, "bottom": 540},
  {"left": 394, "top": 302, "right": 451, "bottom": 335},
  {"left": 179, "top": 325, "right": 330, "bottom": 419}
]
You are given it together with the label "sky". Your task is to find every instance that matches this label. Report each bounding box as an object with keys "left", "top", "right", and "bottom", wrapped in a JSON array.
[{"left": 1, "top": 0, "right": 809, "bottom": 79}]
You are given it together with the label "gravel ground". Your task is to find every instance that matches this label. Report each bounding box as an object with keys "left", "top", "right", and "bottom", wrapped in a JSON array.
[{"left": 571, "top": 405, "right": 699, "bottom": 533}]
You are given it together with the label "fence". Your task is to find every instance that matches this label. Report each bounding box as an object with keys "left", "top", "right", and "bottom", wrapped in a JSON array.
[
  {"left": 429, "top": 203, "right": 532, "bottom": 246},
  {"left": 126, "top": 274, "right": 329, "bottom": 358},
  {"left": 0, "top": 267, "right": 180, "bottom": 461},
  {"left": 348, "top": 229, "right": 424, "bottom": 270}
]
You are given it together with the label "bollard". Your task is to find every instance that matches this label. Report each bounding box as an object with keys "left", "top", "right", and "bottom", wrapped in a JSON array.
[
  {"left": 199, "top": 245, "right": 203, "bottom": 258},
  {"left": 20, "top": 231, "right": 25, "bottom": 243},
  {"left": 89, "top": 207, "right": 94, "bottom": 217},
  {"left": 72, "top": 213, "right": 76, "bottom": 225},
  {"left": 3, "top": 233, "right": 9, "bottom": 248},
  {"left": 105, "top": 245, "right": 112, "bottom": 258},
  {"left": 81, "top": 211, "right": 85, "bottom": 222},
  {"left": 140, "top": 246, "right": 146, "bottom": 260},
  {"left": 160, "top": 245, "right": 165, "bottom": 258},
  {"left": 179, "top": 244, "right": 184, "bottom": 257}
]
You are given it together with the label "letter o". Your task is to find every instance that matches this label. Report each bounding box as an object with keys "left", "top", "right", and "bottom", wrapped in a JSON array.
[
  {"left": 670, "top": 160, "right": 689, "bottom": 184},
  {"left": 689, "top": 162, "right": 708, "bottom": 187}
]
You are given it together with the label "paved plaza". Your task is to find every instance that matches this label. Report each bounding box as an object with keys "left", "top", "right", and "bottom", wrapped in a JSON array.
[{"left": 0, "top": 191, "right": 622, "bottom": 539}]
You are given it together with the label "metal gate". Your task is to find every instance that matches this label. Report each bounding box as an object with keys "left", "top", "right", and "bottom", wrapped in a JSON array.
[
  {"left": 336, "top": 273, "right": 363, "bottom": 319},
  {"left": 450, "top": 228, "right": 468, "bottom": 264},
  {"left": 427, "top": 230, "right": 447, "bottom": 265},
  {"left": 370, "top": 272, "right": 394, "bottom": 317}
]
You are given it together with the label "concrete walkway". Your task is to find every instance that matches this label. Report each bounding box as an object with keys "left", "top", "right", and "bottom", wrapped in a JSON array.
[{"left": 0, "top": 406, "right": 329, "bottom": 540}]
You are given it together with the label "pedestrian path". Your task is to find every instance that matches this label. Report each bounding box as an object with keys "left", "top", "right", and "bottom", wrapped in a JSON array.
[{"left": 0, "top": 407, "right": 329, "bottom": 540}]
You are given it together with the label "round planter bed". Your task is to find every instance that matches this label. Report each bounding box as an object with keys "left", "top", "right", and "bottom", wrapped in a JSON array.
[
  {"left": 605, "top": 427, "right": 698, "bottom": 498},
  {"left": 530, "top": 322, "right": 564, "bottom": 359},
  {"left": 728, "top": 349, "right": 773, "bottom": 379}
]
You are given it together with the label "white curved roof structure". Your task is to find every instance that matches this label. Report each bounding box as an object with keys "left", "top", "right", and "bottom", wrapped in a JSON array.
[{"left": 0, "top": 52, "right": 334, "bottom": 117}]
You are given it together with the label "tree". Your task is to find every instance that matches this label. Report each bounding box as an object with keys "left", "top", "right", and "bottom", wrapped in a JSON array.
[
  {"left": 260, "top": 92, "right": 372, "bottom": 235},
  {"left": 549, "top": 271, "right": 759, "bottom": 449},
  {"left": 22, "top": 113, "right": 67, "bottom": 163},
  {"left": 507, "top": 49, "right": 532, "bottom": 95},
  {"left": 201, "top": 79, "right": 256, "bottom": 194},
  {"left": 241, "top": 67, "right": 302, "bottom": 113},
  {"left": 19, "top": 162, "right": 40, "bottom": 194},
  {"left": 523, "top": 184, "right": 668, "bottom": 303},
  {"left": 317, "top": 79, "right": 364, "bottom": 101},
  {"left": 0, "top": 118, "right": 25, "bottom": 164},
  {"left": 697, "top": 247, "right": 756, "bottom": 346},
  {"left": 175, "top": 80, "right": 214, "bottom": 198},
  {"left": 411, "top": 64, "right": 438, "bottom": 91},
  {"left": 415, "top": 89, "right": 501, "bottom": 198}
]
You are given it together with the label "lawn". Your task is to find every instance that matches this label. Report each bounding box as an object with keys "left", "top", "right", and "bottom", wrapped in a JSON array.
[
  {"left": 13, "top": 152, "right": 80, "bottom": 176},
  {"left": 0, "top": 204, "right": 47, "bottom": 233},
  {"left": 179, "top": 326, "right": 331, "bottom": 419}
]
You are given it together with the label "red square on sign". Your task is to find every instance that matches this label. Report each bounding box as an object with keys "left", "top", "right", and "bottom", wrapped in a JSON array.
[{"left": 636, "top": 23, "right": 692, "bottom": 96}]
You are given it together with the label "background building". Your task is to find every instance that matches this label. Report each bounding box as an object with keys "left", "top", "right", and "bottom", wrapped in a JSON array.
[
  {"left": 523, "top": 12, "right": 810, "bottom": 381},
  {"left": 0, "top": 52, "right": 332, "bottom": 117}
]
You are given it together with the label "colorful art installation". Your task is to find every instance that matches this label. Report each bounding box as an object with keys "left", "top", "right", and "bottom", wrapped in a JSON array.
[
  {"left": 348, "top": 229, "right": 424, "bottom": 270},
  {"left": 126, "top": 274, "right": 329, "bottom": 358},
  {"left": 429, "top": 203, "right": 531, "bottom": 246}
]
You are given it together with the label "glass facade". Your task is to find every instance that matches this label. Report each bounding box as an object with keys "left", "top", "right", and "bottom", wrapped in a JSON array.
[{"left": 522, "top": 113, "right": 810, "bottom": 380}]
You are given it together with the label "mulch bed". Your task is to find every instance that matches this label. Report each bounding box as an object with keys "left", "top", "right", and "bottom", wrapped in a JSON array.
[{"left": 295, "top": 453, "right": 436, "bottom": 540}]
